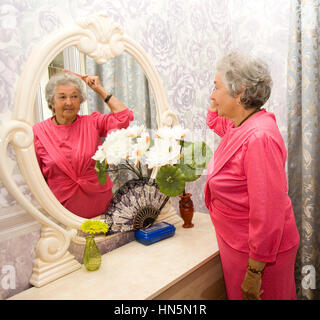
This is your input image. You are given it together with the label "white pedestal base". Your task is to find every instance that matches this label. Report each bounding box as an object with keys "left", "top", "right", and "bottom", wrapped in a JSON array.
[{"left": 29, "top": 251, "right": 81, "bottom": 288}]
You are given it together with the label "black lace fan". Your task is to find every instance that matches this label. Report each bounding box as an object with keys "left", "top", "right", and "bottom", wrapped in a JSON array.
[{"left": 104, "top": 177, "right": 169, "bottom": 234}]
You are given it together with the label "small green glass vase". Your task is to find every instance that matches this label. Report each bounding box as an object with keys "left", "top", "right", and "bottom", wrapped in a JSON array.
[{"left": 83, "top": 235, "right": 101, "bottom": 271}]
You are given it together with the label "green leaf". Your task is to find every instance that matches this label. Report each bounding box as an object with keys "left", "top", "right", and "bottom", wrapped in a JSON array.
[
  {"left": 175, "top": 163, "right": 201, "bottom": 182},
  {"left": 156, "top": 165, "right": 186, "bottom": 197},
  {"left": 179, "top": 140, "right": 193, "bottom": 148},
  {"left": 180, "top": 141, "right": 212, "bottom": 169},
  {"left": 94, "top": 161, "right": 107, "bottom": 185}
]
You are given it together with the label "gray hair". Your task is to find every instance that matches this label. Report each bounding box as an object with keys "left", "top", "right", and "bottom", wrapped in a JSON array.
[
  {"left": 45, "top": 72, "right": 87, "bottom": 112},
  {"left": 216, "top": 51, "right": 273, "bottom": 109}
]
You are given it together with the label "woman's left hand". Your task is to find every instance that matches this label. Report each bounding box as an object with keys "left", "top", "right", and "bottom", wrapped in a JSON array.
[{"left": 241, "top": 269, "right": 264, "bottom": 300}]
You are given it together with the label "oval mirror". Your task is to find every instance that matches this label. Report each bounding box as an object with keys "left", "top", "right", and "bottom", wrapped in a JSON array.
[{"left": 0, "top": 14, "right": 180, "bottom": 287}]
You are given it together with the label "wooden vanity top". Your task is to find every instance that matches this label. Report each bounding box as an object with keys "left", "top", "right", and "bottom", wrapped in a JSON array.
[{"left": 9, "top": 212, "right": 219, "bottom": 300}]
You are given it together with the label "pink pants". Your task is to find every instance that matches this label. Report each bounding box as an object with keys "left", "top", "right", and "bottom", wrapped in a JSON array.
[{"left": 216, "top": 233, "right": 299, "bottom": 300}]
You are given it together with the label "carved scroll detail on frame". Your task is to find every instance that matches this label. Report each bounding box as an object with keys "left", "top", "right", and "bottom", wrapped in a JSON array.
[
  {"left": 76, "top": 15, "right": 125, "bottom": 63},
  {"left": 161, "top": 110, "right": 179, "bottom": 127},
  {"left": 30, "top": 227, "right": 80, "bottom": 287}
]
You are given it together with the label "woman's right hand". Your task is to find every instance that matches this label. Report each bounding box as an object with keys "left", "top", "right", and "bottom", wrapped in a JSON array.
[{"left": 241, "top": 269, "right": 264, "bottom": 300}]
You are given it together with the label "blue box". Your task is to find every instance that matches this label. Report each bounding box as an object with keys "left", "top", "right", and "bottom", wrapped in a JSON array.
[{"left": 135, "top": 221, "right": 176, "bottom": 245}]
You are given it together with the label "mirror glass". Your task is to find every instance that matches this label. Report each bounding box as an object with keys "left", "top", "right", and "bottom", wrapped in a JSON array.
[{"left": 34, "top": 46, "right": 157, "bottom": 219}]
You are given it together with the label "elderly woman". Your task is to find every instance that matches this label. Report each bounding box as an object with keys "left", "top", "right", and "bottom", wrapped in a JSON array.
[
  {"left": 204, "top": 51, "right": 300, "bottom": 300},
  {"left": 33, "top": 72, "right": 134, "bottom": 219}
]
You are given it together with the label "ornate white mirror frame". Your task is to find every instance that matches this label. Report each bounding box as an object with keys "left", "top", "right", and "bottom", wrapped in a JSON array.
[{"left": 0, "top": 14, "right": 182, "bottom": 287}]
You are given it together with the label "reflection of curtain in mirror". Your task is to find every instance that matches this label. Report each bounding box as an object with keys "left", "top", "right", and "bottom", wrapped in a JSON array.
[
  {"left": 86, "top": 53, "right": 157, "bottom": 189},
  {"left": 85, "top": 53, "right": 157, "bottom": 130}
]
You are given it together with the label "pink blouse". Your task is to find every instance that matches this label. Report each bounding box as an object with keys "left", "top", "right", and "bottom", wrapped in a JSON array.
[
  {"left": 33, "top": 109, "right": 134, "bottom": 219},
  {"left": 204, "top": 109, "right": 300, "bottom": 263}
]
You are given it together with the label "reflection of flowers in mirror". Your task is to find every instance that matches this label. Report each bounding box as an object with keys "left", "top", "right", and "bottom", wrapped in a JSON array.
[
  {"left": 92, "top": 125, "right": 151, "bottom": 167},
  {"left": 92, "top": 124, "right": 187, "bottom": 169},
  {"left": 92, "top": 124, "right": 212, "bottom": 198}
]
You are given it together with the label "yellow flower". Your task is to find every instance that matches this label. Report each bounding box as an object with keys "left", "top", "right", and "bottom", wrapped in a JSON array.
[{"left": 81, "top": 220, "right": 109, "bottom": 235}]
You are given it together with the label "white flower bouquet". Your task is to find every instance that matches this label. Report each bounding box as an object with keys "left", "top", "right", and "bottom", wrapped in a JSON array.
[{"left": 93, "top": 125, "right": 212, "bottom": 197}]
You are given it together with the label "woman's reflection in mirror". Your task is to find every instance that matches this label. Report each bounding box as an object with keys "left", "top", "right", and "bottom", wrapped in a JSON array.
[{"left": 32, "top": 71, "right": 134, "bottom": 218}]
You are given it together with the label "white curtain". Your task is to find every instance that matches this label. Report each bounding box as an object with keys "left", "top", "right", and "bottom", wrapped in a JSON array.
[
  {"left": 86, "top": 53, "right": 157, "bottom": 189},
  {"left": 86, "top": 52, "right": 157, "bottom": 130}
]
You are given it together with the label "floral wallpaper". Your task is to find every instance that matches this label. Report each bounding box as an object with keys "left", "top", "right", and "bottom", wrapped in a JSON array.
[{"left": 0, "top": 0, "right": 290, "bottom": 299}]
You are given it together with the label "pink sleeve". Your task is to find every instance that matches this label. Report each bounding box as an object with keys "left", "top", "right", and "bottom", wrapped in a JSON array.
[
  {"left": 244, "top": 132, "right": 288, "bottom": 263},
  {"left": 206, "top": 110, "right": 233, "bottom": 137},
  {"left": 33, "top": 134, "right": 46, "bottom": 176},
  {"left": 91, "top": 108, "right": 134, "bottom": 137}
]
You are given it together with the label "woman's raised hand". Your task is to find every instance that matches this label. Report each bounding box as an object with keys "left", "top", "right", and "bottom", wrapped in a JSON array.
[
  {"left": 82, "top": 75, "right": 104, "bottom": 93},
  {"left": 63, "top": 70, "right": 104, "bottom": 94}
]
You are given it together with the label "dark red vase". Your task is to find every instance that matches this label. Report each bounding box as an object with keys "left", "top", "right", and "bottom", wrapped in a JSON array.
[{"left": 179, "top": 193, "right": 194, "bottom": 228}]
